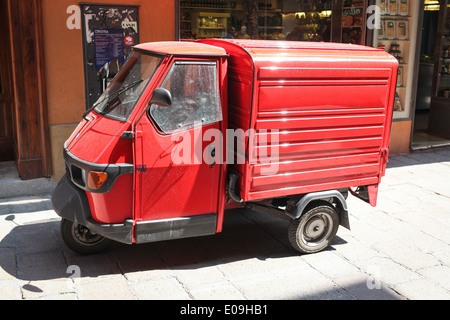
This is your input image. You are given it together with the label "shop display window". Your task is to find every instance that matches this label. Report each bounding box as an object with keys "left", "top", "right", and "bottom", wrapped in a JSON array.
[
  {"left": 341, "top": 0, "right": 368, "bottom": 45},
  {"left": 179, "top": 0, "right": 334, "bottom": 42},
  {"left": 374, "top": 0, "right": 419, "bottom": 120}
]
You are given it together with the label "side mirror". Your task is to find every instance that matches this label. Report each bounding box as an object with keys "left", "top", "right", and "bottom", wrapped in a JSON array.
[{"left": 150, "top": 88, "right": 172, "bottom": 107}]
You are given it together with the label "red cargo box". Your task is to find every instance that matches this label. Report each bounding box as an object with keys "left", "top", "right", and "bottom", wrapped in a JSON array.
[{"left": 200, "top": 39, "right": 398, "bottom": 205}]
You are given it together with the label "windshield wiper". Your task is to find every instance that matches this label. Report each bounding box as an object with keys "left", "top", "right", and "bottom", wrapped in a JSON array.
[
  {"left": 109, "top": 79, "right": 143, "bottom": 100},
  {"left": 82, "top": 104, "right": 97, "bottom": 121},
  {"left": 82, "top": 79, "right": 143, "bottom": 121}
]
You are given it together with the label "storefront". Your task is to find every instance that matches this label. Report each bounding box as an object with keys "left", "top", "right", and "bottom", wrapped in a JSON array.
[
  {"left": 175, "top": 0, "right": 449, "bottom": 153},
  {"left": 177, "top": 0, "right": 375, "bottom": 45},
  {"left": 0, "top": 0, "right": 448, "bottom": 182},
  {"left": 372, "top": 0, "right": 450, "bottom": 152},
  {"left": 370, "top": 0, "right": 422, "bottom": 153}
]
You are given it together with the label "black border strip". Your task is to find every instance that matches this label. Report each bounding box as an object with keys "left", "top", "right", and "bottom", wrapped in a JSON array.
[{"left": 63, "top": 146, "right": 133, "bottom": 194}]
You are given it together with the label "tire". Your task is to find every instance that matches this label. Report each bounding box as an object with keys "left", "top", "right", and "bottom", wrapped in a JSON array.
[
  {"left": 60, "top": 219, "right": 112, "bottom": 255},
  {"left": 288, "top": 201, "right": 340, "bottom": 254}
]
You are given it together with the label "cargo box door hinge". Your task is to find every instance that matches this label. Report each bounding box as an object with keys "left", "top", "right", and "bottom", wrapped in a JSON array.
[
  {"left": 379, "top": 147, "right": 389, "bottom": 178},
  {"left": 121, "top": 131, "right": 143, "bottom": 139},
  {"left": 381, "top": 147, "right": 389, "bottom": 162}
]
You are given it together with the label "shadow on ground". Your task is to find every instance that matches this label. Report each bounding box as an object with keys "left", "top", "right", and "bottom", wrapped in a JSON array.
[
  {"left": 386, "top": 147, "right": 450, "bottom": 169},
  {"left": 0, "top": 204, "right": 404, "bottom": 300},
  {"left": 0, "top": 209, "right": 295, "bottom": 280}
]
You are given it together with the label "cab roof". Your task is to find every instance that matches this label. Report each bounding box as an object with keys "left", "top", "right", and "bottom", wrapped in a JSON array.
[
  {"left": 212, "top": 39, "right": 384, "bottom": 52},
  {"left": 134, "top": 41, "right": 227, "bottom": 57},
  {"left": 134, "top": 39, "right": 395, "bottom": 65}
]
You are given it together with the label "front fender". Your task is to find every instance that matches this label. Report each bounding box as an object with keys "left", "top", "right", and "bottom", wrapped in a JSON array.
[
  {"left": 51, "top": 174, "right": 133, "bottom": 244},
  {"left": 52, "top": 174, "right": 91, "bottom": 226}
]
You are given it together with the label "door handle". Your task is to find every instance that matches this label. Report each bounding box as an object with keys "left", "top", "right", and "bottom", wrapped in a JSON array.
[{"left": 209, "top": 144, "right": 216, "bottom": 168}]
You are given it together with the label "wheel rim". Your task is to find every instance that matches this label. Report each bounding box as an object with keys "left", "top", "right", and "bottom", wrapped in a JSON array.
[
  {"left": 301, "top": 213, "right": 333, "bottom": 247},
  {"left": 72, "top": 223, "right": 104, "bottom": 246}
]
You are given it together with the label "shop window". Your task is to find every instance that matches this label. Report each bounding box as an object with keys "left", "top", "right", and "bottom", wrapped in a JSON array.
[
  {"left": 341, "top": 0, "right": 368, "bottom": 45},
  {"left": 179, "top": 0, "right": 333, "bottom": 42},
  {"left": 374, "top": 0, "right": 417, "bottom": 121},
  {"left": 150, "top": 61, "right": 222, "bottom": 133}
]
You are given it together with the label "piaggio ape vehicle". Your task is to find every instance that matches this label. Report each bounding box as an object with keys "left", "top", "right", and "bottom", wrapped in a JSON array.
[{"left": 52, "top": 39, "right": 398, "bottom": 254}]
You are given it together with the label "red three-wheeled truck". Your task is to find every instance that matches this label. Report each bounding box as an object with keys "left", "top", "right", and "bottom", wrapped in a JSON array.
[{"left": 52, "top": 39, "right": 398, "bottom": 254}]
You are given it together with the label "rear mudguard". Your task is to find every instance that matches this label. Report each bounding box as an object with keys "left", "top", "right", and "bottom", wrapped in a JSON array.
[
  {"left": 286, "top": 190, "right": 351, "bottom": 230},
  {"left": 51, "top": 174, "right": 133, "bottom": 244}
]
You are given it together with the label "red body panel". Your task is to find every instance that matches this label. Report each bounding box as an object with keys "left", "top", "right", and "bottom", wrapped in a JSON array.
[
  {"left": 87, "top": 173, "right": 133, "bottom": 223},
  {"left": 200, "top": 39, "right": 397, "bottom": 203},
  {"left": 66, "top": 116, "right": 132, "bottom": 164},
  {"left": 133, "top": 120, "right": 221, "bottom": 221},
  {"left": 65, "top": 116, "right": 134, "bottom": 224}
]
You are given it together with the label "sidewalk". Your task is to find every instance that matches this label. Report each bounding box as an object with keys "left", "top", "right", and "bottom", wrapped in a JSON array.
[{"left": 0, "top": 148, "right": 449, "bottom": 300}]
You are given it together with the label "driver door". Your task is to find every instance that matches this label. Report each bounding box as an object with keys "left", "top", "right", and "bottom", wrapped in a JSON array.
[{"left": 133, "top": 59, "right": 223, "bottom": 243}]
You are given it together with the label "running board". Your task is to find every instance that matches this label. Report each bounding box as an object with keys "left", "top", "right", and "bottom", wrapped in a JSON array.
[{"left": 135, "top": 214, "right": 217, "bottom": 244}]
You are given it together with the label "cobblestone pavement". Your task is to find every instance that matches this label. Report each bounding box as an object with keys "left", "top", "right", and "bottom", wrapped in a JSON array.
[{"left": 0, "top": 148, "right": 449, "bottom": 300}]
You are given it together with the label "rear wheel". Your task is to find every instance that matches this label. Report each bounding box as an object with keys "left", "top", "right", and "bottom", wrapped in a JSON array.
[
  {"left": 288, "top": 201, "right": 339, "bottom": 254},
  {"left": 60, "top": 219, "right": 112, "bottom": 255}
]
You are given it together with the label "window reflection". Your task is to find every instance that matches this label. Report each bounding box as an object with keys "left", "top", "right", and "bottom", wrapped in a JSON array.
[{"left": 179, "top": 0, "right": 333, "bottom": 42}]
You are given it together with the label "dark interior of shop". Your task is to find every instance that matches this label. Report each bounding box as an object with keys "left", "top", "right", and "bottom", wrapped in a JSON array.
[{"left": 413, "top": 2, "right": 450, "bottom": 149}]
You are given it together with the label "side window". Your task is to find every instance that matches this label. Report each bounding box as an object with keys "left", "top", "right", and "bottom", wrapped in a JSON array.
[{"left": 149, "top": 61, "right": 222, "bottom": 133}]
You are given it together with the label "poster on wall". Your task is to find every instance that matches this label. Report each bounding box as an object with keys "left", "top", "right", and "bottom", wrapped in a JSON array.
[
  {"left": 80, "top": 3, "right": 140, "bottom": 109},
  {"left": 94, "top": 28, "right": 125, "bottom": 71}
]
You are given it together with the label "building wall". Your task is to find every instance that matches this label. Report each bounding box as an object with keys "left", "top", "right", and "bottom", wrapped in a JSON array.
[
  {"left": 390, "top": 120, "right": 412, "bottom": 154},
  {"left": 42, "top": 0, "right": 175, "bottom": 181}
]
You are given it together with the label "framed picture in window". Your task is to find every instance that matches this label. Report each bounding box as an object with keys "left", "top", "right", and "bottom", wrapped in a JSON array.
[
  {"left": 386, "top": 20, "right": 396, "bottom": 38},
  {"left": 398, "top": 0, "right": 409, "bottom": 16},
  {"left": 380, "top": 0, "right": 388, "bottom": 15},
  {"left": 396, "top": 20, "right": 408, "bottom": 39},
  {"left": 397, "top": 66, "right": 403, "bottom": 87},
  {"left": 389, "top": 0, "right": 398, "bottom": 15}
]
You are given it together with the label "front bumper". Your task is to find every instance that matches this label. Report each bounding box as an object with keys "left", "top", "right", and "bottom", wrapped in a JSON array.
[{"left": 51, "top": 174, "right": 133, "bottom": 244}]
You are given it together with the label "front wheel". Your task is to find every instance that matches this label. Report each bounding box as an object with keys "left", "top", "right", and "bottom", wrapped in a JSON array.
[
  {"left": 288, "top": 201, "right": 340, "bottom": 254},
  {"left": 60, "top": 219, "right": 112, "bottom": 255}
]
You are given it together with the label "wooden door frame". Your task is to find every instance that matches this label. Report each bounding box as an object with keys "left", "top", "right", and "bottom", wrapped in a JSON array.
[{"left": 4, "top": 0, "right": 51, "bottom": 179}]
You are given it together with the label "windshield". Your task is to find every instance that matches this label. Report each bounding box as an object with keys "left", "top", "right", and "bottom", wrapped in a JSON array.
[{"left": 93, "top": 52, "right": 162, "bottom": 121}]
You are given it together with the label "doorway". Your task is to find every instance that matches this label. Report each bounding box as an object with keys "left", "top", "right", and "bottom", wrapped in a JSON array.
[
  {"left": 412, "top": 0, "right": 450, "bottom": 149},
  {"left": 0, "top": 0, "right": 52, "bottom": 179}
]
